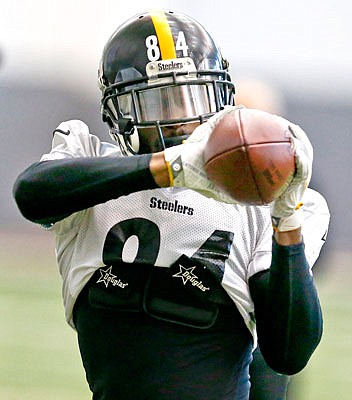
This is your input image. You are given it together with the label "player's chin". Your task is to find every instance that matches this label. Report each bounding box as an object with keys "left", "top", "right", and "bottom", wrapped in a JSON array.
[{"left": 164, "top": 134, "right": 190, "bottom": 147}]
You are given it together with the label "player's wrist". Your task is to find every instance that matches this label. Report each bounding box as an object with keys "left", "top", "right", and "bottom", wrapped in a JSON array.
[
  {"left": 273, "top": 227, "right": 303, "bottom": 245},
  {"left": 150, "top": 152, "right": 171, "bottom": 188},
  {"left": 163, "top": 146, "right": 185, "bottom": 187}
]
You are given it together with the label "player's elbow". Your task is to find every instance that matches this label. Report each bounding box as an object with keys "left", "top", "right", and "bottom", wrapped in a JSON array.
[
  {"left": 260, "top": 323, "right": 323, "bottom": 376},
  {"left": 13, "top": 163, "right": 51, "bottom": 224},
  {"left": 264, "top": 350, "right": 313, "bottom": 376}
]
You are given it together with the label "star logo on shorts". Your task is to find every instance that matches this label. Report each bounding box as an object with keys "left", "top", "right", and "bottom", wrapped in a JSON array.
[
  {"left": 172, "top": 264, "right": 198, "bottom": 285},
  {"left": 172, "top": 263, "right": 210, "bottom": 292},
  {"left": 97, "top": 266, "right": 117, "bottom": 288},
  {"left": 96, "top": 266, "right": 129, "bottom": 289}
]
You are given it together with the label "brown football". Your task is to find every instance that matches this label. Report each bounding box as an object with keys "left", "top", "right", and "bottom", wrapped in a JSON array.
[{"left": 204, "top": 107, "right": 295, "bottom": 205}]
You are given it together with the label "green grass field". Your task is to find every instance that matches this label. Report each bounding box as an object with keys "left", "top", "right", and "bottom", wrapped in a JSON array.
[{"left": 1, "top": 230, "right": 351, "bottom": 399}]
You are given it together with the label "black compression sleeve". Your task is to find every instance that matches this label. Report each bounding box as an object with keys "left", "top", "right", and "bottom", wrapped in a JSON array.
[
  {"left": 13, "top": 155, "right": 157, "bottom": 224},
  {"left": 249, "top": 241, "right": 323, "bottom": 375}
]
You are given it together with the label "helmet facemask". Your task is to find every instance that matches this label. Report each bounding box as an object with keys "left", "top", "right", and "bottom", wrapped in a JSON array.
[{"left": 101, "top": 60, "right": 235, "bottom": 155}]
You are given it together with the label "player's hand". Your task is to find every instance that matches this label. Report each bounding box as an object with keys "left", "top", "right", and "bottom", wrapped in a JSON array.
[
  {"left": 270, "top": 123, "right": 313, "bottom": 231},
  {"left": 164, "top": 106, "right": 243, "bottom": 203}
]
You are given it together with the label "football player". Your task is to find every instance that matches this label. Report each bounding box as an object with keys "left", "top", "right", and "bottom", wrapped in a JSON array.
[{"left": 13, "top": 10, "right": 329, "bottom": 400}]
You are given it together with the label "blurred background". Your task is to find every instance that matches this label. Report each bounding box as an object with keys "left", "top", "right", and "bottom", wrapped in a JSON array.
[{"left": 1, "top": 0, "right": 351, "bottom": 399}]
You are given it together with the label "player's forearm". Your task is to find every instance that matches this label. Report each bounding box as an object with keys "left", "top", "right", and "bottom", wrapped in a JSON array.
[
  {"left": 250, "top": 240, "right": 323, "bottom": 375},
  {"left": 13, "top": 155, "right": 158, "bottom": 224}
]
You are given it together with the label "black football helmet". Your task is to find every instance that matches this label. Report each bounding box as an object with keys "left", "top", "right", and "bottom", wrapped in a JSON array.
[{"left": 98, "top": 9, "right": 235, "bottom": 155}]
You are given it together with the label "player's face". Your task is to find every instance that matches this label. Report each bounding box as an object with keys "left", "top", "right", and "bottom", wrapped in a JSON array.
[
  {"left": 162, "top": 122, "right": 200, "bottom": 138},
  {"left": 137, "top": 121, "right": 200, "bottom": 154}
]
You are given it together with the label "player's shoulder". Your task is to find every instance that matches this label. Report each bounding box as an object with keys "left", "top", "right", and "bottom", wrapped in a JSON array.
[
  {"left": 301, "top": 188, "right": 330, "bottom": 230},
  {"left": 53, "top": 119, "right": 90, "bottom": 137},
  {"left": 51, "top": 119, "right": 92, "bottom": 148},
  {"left": 45, "top": 119, "right": 120, "bottom": 158},
  {"left": 303, "top": 188, "right": 329, "bottom": 213}
]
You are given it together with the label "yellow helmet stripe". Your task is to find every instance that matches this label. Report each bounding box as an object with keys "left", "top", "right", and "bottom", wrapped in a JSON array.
[{"left": 150, "top": 10, "right": 176, "bottom": 59}]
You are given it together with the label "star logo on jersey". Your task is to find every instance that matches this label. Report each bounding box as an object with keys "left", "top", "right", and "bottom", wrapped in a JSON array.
[
  {"left": 172, "top": 264, "right": 210, "bottom": 292},
  {"left": 96, "top": 266, "right": 128, "bottom": 289}
]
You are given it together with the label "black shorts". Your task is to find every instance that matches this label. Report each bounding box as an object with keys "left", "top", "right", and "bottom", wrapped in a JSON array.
[{"left": 73, "top": 278, "right": 253, "bottom": 400}]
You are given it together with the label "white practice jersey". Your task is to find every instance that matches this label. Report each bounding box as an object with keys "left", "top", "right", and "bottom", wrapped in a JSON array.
[{"left": 41, "top": 120, "right": 330, "bottom": 338}]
